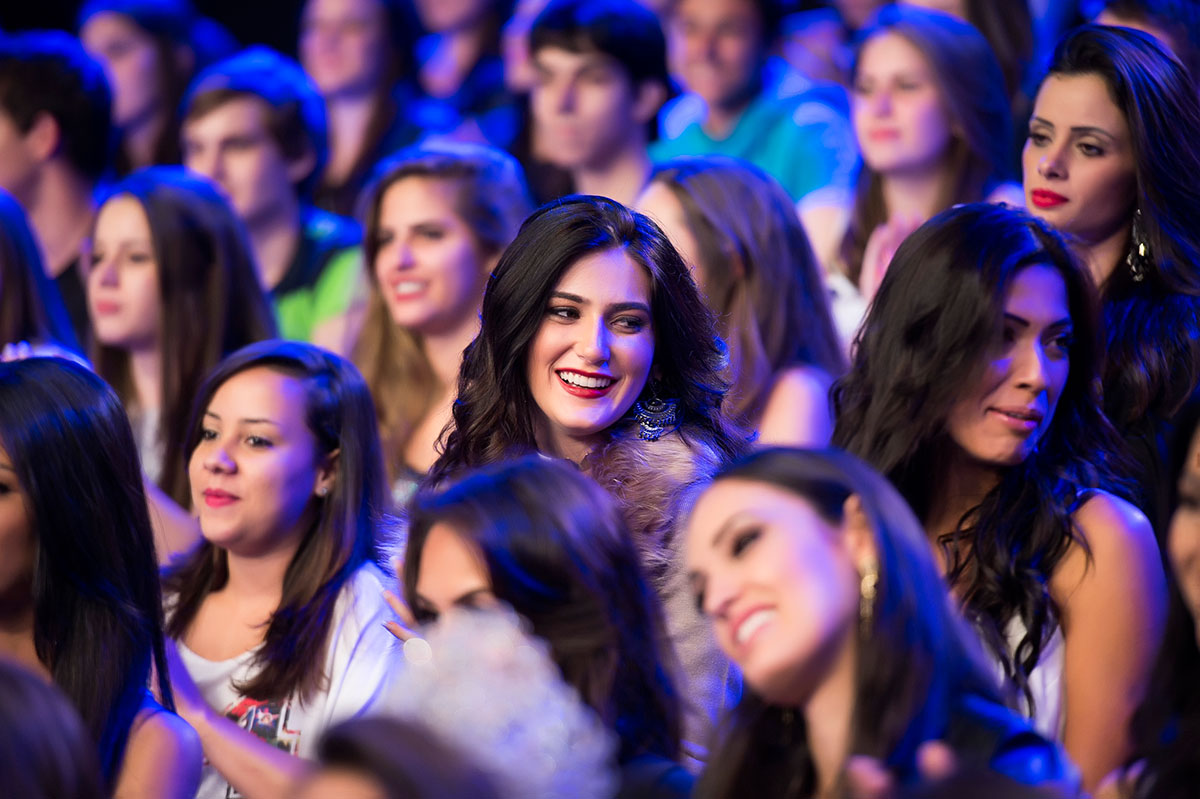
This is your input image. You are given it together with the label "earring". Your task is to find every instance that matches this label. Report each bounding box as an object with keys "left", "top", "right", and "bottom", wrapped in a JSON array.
[
  {"left": 317, "top": 486, "right": 329, "bottom": 498},
  {"left": 1126, "top": 207, "right": 1150, "bottom": 283},
  {"left": 632, "top": 384, "right": 680, "bottom": 441},
  {"left": 859, "top": 558, "right": 879, "bottom": 630}
]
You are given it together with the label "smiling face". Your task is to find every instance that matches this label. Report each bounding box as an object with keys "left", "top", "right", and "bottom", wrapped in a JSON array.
[
  {"left": 411, "top": 521, "right": 498, "bottom": 623},
  {"left": 86, "top": 194, "right": 161, "bottom": 352},
  {"left": 1169, "top": 426, "right": 1200, "bottom": 644},
  {"left": 1022, "top": 73, "right": 1137, "bottom": 250},
  {"left": 852, "top": 32, "right": 953, "bottom": 176},
  {"left": 373, "top": 176, "right": 491, "bottom": 337},
  {"left": 188, "top": 367, "right": 334, "bottom": 558},
  {"left": 686, "top": 478, "right": 861, "bottom": 706},
  {"left": 0, "top": 445, "right": 34, "bottom": 606},
  {"left": 945, "top": 264, "right": 1073, "bottom": 468},
  {"left": 526, "top": 248, "right": 655, "bottom": 461}
]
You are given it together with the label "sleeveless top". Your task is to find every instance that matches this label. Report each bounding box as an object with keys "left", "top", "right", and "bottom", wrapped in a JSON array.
[{"left": 1003, "top": 615, "right": 1066, "bottom": 740}]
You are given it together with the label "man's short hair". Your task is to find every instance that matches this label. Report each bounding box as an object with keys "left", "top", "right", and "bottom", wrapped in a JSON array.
[
  {"left": 530, "top": 0, "right": 671, "bottom": 91},
  {"left": 182, "top": 46, "right": 328, "bottom": 200},
  {"left": 0, "top": 31, "right": 114, "bottom": 184}
]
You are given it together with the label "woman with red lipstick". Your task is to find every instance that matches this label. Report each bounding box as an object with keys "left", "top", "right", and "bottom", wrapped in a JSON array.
[
  {"left": 834, "top": 203, "right": 1167, "bottom": 791},
  {"left": 352, "top": 141, "right": 530, "bottom": 498},
  {"left": 1022, "top": 25, "right": 1200, "bottom": 537},
  {"left": 163, "top": 340, "right": 395, "bottom": 799},
  {"left": 428, "top": 195, "right": 746, "bottom": 762}
]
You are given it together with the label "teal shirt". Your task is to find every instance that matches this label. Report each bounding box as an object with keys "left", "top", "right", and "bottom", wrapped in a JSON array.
[{"left": 272, "top": 207, "right": 363, "bottom": 343}]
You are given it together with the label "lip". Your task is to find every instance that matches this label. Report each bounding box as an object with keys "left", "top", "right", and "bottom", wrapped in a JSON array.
[
  {"left": 202, "top": 488, "right": 239, "bottom": 508},
  {"left": 729, "top": 605, "right": 776, "bottom": 654},
  {"left": 555, "top": 369, "right": 616, "bottom": 398},
  {"left": 388, "top": 280, "right": 427, "bottom": 301},
  {"left": 987, "top": 406, "right": 1044, "bottom": 433},
  {"left": 866, "top": 128, "right": 901, "bottom": 142},
  {"left": 1030, "top": 189, "right": 1068, "bottom": 209},
  {"left": 92, "top": 300, "right": 121, "bottom": 315}
]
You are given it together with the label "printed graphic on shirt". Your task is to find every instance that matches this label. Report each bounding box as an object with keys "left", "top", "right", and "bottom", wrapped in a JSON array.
[{"left": 217, "top": 697, "right": 300, "bottom": 799}]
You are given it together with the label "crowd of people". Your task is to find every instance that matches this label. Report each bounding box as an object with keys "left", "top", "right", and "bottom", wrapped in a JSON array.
[{"left": 2, "top": 0, "right": 1200, "bottom": 797}]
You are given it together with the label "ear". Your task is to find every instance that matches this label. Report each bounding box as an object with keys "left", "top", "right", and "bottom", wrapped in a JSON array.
[
  {"left": 286, "top": 144, "right": 318, "bottom": 189},
  {"left": 24, "top": 111, "right": 60, "bottom": 164},
  {"left": 841, "top": 494, "right": 878, "bottom": 574},
  {"left": 314, "top": 447, "right": 340, "bottom": 498},
  {"left": 632, "top": 80, "right": 668, "bottom": 126}
]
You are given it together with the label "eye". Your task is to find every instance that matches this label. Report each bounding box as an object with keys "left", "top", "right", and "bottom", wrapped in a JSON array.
[
  {"left": 1027, "top": 131, "right": 1050, "bottom": 146},
  {"left": 731, "top": 527, "right": 762, "bottom": 557},
  {"left": 1078, "top": 143, "right": 1104, "bottom": 157},
  {"left": 416, "top": 227, "right": 445, "bottom": 241},
  {"left": 413, "top": 601, "right": 438, "bottom": 624},
  {"left": 1001, "top": 325, "right": 1017, "bottom": 347},
  {"left": 612, "top": 315, "right": 647, "bottom": 333},
  {"left": 1048, "top": 331, "right": 1074, "bottom": 356},
  {"left": 548, "top": 305, "right": 580, "bottom": 321},
  {"left": 0, "top": 480, "right": 14, "bottom": 496},
  {"left": 199, "top": 427, "right": 218, "bottom": 441},
  {"left": 246, "top": 435, "right": 273, "bottom": 448},
  {"left": 128, "top": 251, "right": 153, "bottom": 264}
]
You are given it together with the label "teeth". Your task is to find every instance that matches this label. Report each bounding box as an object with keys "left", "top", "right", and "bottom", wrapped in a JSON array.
[
  {"left": 735, "top": 609, "right": 776, "bottom": 645},
  {"left": 558, "top": 371, "right": 614, "bottom": 389},
  {"left": 394, "top": 281, "right": 424, "bottom": 294}
]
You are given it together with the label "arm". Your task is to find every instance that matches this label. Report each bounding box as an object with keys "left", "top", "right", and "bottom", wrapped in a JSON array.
[
  {"left": 144, "top": 478, "right": 202, "bottom": 567},
  {"left": 308, "top": 248, "right": 370, "bottom": 358},
  {"left": 1053, "top": 492, "right": 1167, "bottom": 792},
  {"left": 113, "top": 707, "right": 203, "bottom": 799},
  {"left": 756, "top": 365, "right": 834, "bottom": 448}
]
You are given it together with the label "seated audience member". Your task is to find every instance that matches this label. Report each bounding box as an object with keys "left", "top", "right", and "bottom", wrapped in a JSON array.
[
  {"left": 638, "top": 156, "right": 845, "bottom": 443},
  {"left": 299, "top": 0, "right": 423, "bottom": 216},
  {"left": 527, "top": 0, "right": 669, "bottom": 206},
  {"left": 398, "top": 456, "right": 694, "bottom": 792},
  {"left": 79, "top": 0, "right": 236, "bottom": 175},
  {"left": 0, "top": 189, "right": 80, "bottom": 353},
  {"left": 0, "top": 31, "right": 112, "bottom": 344},
  {"left": 86, "top": 167, "right": 276, "bottom": 560},
  {"left": 163, "top": 341, "right": 397, "bottom": 799},
  {"left": 352, "top": 142, "right": 530, "bottom": 495},
  {"left": 0, "top": 357, "right": 201, "bottom": 798},
  {"left": 833, "top": 203, "right": 1166, "bottom": 791},
  {"left": 182, "top": 46, "right": 366, "bottom": 354},
  {"left": 1094, "top": 0, "right": 1200, "bottom": 82},
  {"left": 686, "top": 447, "right": 1078, "bottom": 797}
]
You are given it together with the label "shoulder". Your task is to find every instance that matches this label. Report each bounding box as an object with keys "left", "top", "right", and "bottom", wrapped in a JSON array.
[
  {"left": 985, "top": 182, "right": 1025, "bottom": 207},
  {"left": 766, "top": 365, "right": 832, "bottom": 408},
  {"left": 758, "top": 365, "right": 834, "bottom": 447},
  {"left": 115, "top": 702, "right": 202, "bottom": 799},
  {"left": 1051, "top": 490, "right": 1161, "bottom": 604}
]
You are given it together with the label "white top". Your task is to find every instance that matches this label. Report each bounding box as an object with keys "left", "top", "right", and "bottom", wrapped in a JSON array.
[
  {"left": 1003, "top": 615, "right": 1066, "bottom": 740},
  {"left": 176, "top": 563, "right": 398, "bottom": 799}
]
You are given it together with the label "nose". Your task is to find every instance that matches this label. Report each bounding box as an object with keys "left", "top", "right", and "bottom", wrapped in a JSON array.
[
  {"left": 1014, "top": 340, "right": 1050, "bottom": 394},
  {"left": 202, "top": 440, "right": 236, "bottom": 474},
  {"left": 702, "top": 570, "right": 739, "bottom": 622},
  {"left": 554, "top": 80, "right": 576, "bottom": 115},
  {"left": 91, "top": 255, "right": 118, "bottom": 287},
  {"left": 1037, "top": 141, "right": 1068, "bottom": 180},
  {"left": 870, "top": 87, "right": 893, "bottom": 116},
  {"left": 574, "top": 317, "right": 610, "bottom": 364}
]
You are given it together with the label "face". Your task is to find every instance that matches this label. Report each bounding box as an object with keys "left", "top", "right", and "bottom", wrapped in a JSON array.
[
  {"left": 0, "top": 111, "right": 41, "bottom": 203},
  {"left": 182, "top": 97, "right": 300, "bottom": 228},
  {"left": 411, "top": 522, "right": 497, "bottom": 623},
  {"left": 669, "top": 0, "right": 764, "bottom": 111},
  {"left": 1095, "top": 11, "right": 1182, "bottom": 58},
  {"left": 294, "top": 769, "right": 385, "bottom": 799},
  {"left": 526, "top": 248, "right": 655, "bottom": 460},
  {"left": 686, "top": 479, "right": 862, "bottom": 705},
  {"left": 852, "top": 32, "right": 953, "bottom": 176},
  {"left": 86, "top": 195, "right": 161, "bottom": 351},
  {"left": 188, "top": 367, "right": 334, "bottom": 557},
  {"left": 81, "top": 12, "right": 163, "bottom": 129},
  {"left": 0, "top": 445, "right": 34, "bottom": 603},
  {"left": 373, "top": 177, "right": 490, "bottom": 336},
  {"left": 634, "top": 181, "right": 706, "bottom": 295},
  {"left": 945, "top": 264, "right": 1073, "bottom": 468},
  {"left": 903, "top": 0, "right": 967, "bottom": 20},
  {"left": 300, "top": 0, "right": 388, "bottom": 98},
  {"left": 1169, "top": 426, "right": 1200, "bottom": 644},
  {"left": 531, "top": 47, "right": 650, "bottom": 170},
  {"left": 1023, "top": 73, "right": 1137, "bottom": 249},
  {"left": 501, "top": 0, "right": 553, "bottom": 93},
  {"left": 413, "top": 0, "right": 492, "bottom": 34}
]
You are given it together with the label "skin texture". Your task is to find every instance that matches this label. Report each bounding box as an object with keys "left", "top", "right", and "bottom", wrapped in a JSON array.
[
  {"left": 668, "top": 0, "right": 763, "bottom": 129},
  {"left": 0, "top": 447, "right": 32, "bottom": 608},
  {"left": 1169, "top": 426, "right": 1200, "bottom": 643},
  {"left": 293, "top": 769, "right": 387, "bottom": 799},
  {"left": 634, "top": 182, "right": 704, "bottom": 293},
  {"left": 526, "top": 248, "right": 655, "bottom": 463},
  {"left": 300, "top": 0, "right": 388, "bottom": 98},
  {"left": 411, "top": 522, "right": 498, "bottom": 622},
  {"left": 86, "top": 195, "right": 162, "bottom": 352},
  {"left": 80, "top": 11, "right": 164, "bottom": 130}
]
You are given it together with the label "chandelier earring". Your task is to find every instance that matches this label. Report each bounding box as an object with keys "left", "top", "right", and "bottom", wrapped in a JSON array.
[
  {"left": 632, "top": 382, "right": 680, "bottom": 441},
  {"left": 1126, "top": 207, "right": 1150, "bottom": 283}
]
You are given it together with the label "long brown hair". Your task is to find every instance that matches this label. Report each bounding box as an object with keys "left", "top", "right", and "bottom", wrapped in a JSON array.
[{"left": 164, "top": 341, "right": 387, "bottom": 703}]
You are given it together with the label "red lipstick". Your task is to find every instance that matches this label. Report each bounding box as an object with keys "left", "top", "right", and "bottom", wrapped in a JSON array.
[{"left": 1030, "top": 189, "right": 1068, "bottom": 209}]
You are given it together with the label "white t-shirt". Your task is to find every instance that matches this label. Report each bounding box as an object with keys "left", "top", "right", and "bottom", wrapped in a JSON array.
[{"left": 175, "top": 563, "right": 398, "bottom": 799}]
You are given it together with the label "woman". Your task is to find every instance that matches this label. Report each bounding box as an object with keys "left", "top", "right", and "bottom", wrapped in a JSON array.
[
  {"left": 638, "top": 155, "right": 845, "bottom": 445},
  {"left": 686, "top": 446, "right": 1076, "bottom": 797},
  {"left": 827, "top": 4, "right": 1018, "bottom": 336},
  {"left": 833, "top": 202, "right": 1166, "bottom": 790},
  {"left": 353, "top": 141, "right": 531, "bottom": 491},
  {"left": 163, "top": 340, "right": 396, "bottom": 799},
  {"left": 299, "top": 0, "right": 423, "bottom": 216},
  {"left": 0, "top": 188, "right": 79, "bottom": 354},
  {"left": 428, "top": 195, "right": 745, "bottom": 760},
  {"left": 0, "top": 357, "right": 200, "bottom": 798},
  {"left": 1022, "top": 24, "right": 1200, "bottom": 536},
  {"left": 87, "top": 167, "right": 276, "bottom": 559},
  {"left": 400, "top": 456, "right": 692, "bottom": 793}
]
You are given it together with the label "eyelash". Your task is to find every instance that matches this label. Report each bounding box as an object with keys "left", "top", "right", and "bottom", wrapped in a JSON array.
[
  {"left": 1027, "top": 131, "right": 1105, "bottom": 157},
  {"left": 546, "top": 306, "right": 647, "bottom": 332},
  {"left": 198, "top": 429, "right": 273, "bottom": 448}
]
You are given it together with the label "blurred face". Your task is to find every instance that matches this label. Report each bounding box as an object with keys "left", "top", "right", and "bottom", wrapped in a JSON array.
[
  {"left": 81, "top": 12, "right": 164, "bottom": 129},
  {"left": 414, "top": 0, "right": 492, "bottom": 34},
  {"left": 1170, "top": 427, "right": 1200, "bottom": 643},
  {"left": 836, "top": 0, "right": 889, "bottom": 30},
  {"left": 300, "top": 0, "right": 388, "bottom": 98},
  {"left": 189, "top": 367, "right": 333, "bottom": 557},
  {"left": 669, "top": 0, "right": 764, "bottom": 112},
  {"left": 1023, "top": 73, "right": 1137, "bottom": 253},
  {"left": 501, "top": 0, "right": 553, "bottom": 93},
  {"left": 373, "top": 177, "right": 490, "bottom": 336},
  {"left": 0, "top": 110, "right": 41, "bottom": 203},
  {"left": 1095, "top": 11, "right": 1183, "bottom": 57},
  {"left": 852, "top": 33, "right": 953, "bottom": 176},
  {"left": 903, "top": 0, "right": 967, "bottom": 20},
  {"left": 686, "top": 479, "right": 860, "bottom": 705},
  {"left": 526, "top": 248, "right": 655, "bottom": 460},
  {"left": 411, "top": 522, "right": 498, "bottom": 623},
  {"left": 294, "top": 769, "right": 385, "bottom": 799},
  {"left": 531, "top": 47, "right": 650, "bottom": 170},
  {"left": 182, "top": 97, "right": 300, "bottom": 229},
  {"left": 946, "top": 264, "right": 1073, "bottom": 468},
  {"left": 0, "top": 445, "right": 34, "bottom": 604},
  {"left": 634, "top": 181, "right": 706, "bottom": 294},
  {"left": 86, "top": 195, "right": 161, "bottom": 351}
]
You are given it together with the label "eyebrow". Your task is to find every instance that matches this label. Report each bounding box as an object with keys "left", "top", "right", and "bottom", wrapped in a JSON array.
[
  {"left": 1029, "top": 116, "right": 1117, "bottom": 141},
  {"left": 0, "top": 463, "right": 14, "bottom": 473},
  {"left": 203, "top": 411, "right": 282, "bottom": 427},
  {"left": 550, "top": 291, "right": 651, "bottom": 315},
  {"left": 1004, "top": 312, "right": 1072, "bottom": 329}
]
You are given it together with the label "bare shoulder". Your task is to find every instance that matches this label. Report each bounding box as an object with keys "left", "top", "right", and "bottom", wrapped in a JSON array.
[
  {"left": 758, "top": 365, "right": 834, "bottom": 447},
  {"left": 114, "top": 705, "right": 203, "bottom": 799},
  {"left": 1052, "top": 490, "right": 1160, "bottom": 601},
  {"left": 985, "top": 181, "right": 1026, "bottom": 208}
]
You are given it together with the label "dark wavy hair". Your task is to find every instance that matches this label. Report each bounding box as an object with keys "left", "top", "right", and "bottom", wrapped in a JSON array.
[
  {"left": 0, "top": 357, "right": 177, "bottom": 789},
  {"left": 405, "top": 455, "right": 681, "bottom": 763},
  {"left": 429, "top": 194, "right": 742, "bottom": 483},
  {"left": 164, "top": 340, "right": 387, "bottom": 703},
  {"left": 90, "top": 167, "right": 277, "bottom": 505},
  {"left": 693, "top": 448, "right": 1004, "bottom": 798},
  {"left": 833, "top": 203, "right": 1128, "bottom": 710},
  {"left": 1040, "top": 24, "right": 1200, "bottom": 429},
  {"left": 0, "top": 189, "right": 79, "bottom": 352}
]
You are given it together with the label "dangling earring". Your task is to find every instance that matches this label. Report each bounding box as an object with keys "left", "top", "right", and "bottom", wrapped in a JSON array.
[
  {"left": 1126, "top": 208, "right": 1150, "bottom": 283},
  {"left": 633, "top": 383, "right": 680, "bottom": 441},
  {"left": 859, "top": 558, "right": 879, "bottom": 630}
]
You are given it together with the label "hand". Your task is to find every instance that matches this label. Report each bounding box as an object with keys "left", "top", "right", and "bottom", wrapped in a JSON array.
[
  {"left": 160, "top": 640, "right": 213, "bottom": 730},
  {"left": 858, "top": 216, "right": 923, "bottom": 304},
  {"left": 382, "top": 557, "right": 420, "bottom": 642},
  {"left": 845, "top": 740, "right": 957, "bottom": 799}
]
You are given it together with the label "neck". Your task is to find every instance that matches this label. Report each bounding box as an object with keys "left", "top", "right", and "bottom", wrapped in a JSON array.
[
  {"left": 880, "top": 162, "right": 950, "bottom": 223},
  {"left": 247, "top": 200, "right": 302, "bottom": 291},
  {"left": 1077, "top": 221, "right": 1132, "bottom": 291},
  {"left": 925, "top": 444, "right": 1001, "bottom": 540},
  {"left": 129, "top": 345, "right": 163, "bottom": 414},
  {"left": 420, "top": 308, "right": 480, "bottom": 391},
  {"left": 0, "top": 603, "right": 43, "bottom": 676},
  {"left": 803, "top": 629, "right": 858, "bottom": 797},
  {"left": 572, "top": 143, "right": 652, "bottom": 206},
  {"left": 122, "top": 110, "right": 168, "bottom": 172},
  {"left": 421, "top": 27, "right": 487, "bottom": 99},
  {"left": 222, "top": 538, "right": 302, "bottom": 604},
  {"left": 325, "top": 93, "right": 379, "bottom": 184},
  {"left": 23, "top": 166, "right": 95, "bottom": 277},
  {"left": 700, "top": 83, "right": 758, "bottom": 139}
]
